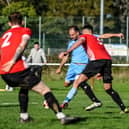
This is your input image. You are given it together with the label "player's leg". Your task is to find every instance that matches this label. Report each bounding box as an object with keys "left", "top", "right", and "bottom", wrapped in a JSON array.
[
  {"left": 64, "top": 63, "right": 74, "bottom": 87},
  {"left": 64, "top": 81, "right": 73, "bottom": 87},
  {"left": 79, "top": 61, "right": 103, "bottom": 111},
  {"left": 18, "top": 88, "right": 32, "bottom": 122},
  {"left": 32, "top": 81, "right": 79, "bottom": 124},
  {"left": 60, "top": 80, "right": 74, "bottom": 108},
  {"left": 80, "top": 81, "right": 101, "bottom": 101},
  {"left": 65, "top": 74, "right": 90, "bottom": 103},
  {"left": 32, "top": 81, "right": 62, "bottom": 113},
  {"left": 62, "top": 63, "right": 101, "bottom": 109},
  {"left": 29, "top": 66, "right": 79, "bottom": 123},
  {"left": 2, "top": 69, "right": 79, "bottom": 124},
  {"left": 61, "top": 64, "right": 78, "bottom": 108},
  {"left": 89, "top": 77, "right": 94, "bottom": 89},
  {"left": 77, "top": 64, "right": 101, "bottom": 110},
  {"left": 61, "top": 86, "right": 77, "bottom": 108},
  {"left": 103, "top": 60, "right": 128, "bottom": 113},
  {"left": 104, "top": 83, "right": 128, "bottom": 113}
]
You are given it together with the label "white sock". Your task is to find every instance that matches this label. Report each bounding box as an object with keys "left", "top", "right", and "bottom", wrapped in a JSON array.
[
  {"left": 20, "top": 113, "right": 29, "bottom": 120},
  {"left": 56, "top": 112, "right": 66, "bottom": 119}
]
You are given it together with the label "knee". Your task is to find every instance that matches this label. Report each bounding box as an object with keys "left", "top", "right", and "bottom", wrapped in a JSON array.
[
  {"left": 104, "top": 83, "right": 112, "bottom": 91},
  {"left": 79, "top": 81, "right": 86, "bottom": 88},
  {"left": 64, "top": 82, "right": 71, "bottom": 87}
]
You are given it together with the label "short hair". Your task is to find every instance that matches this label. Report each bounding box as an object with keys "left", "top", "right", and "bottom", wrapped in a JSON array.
[
  {"left": 8, "top": 12, "right": 23, "bottom": 25},
  {"left": 34, "top": 42, "right": 39, "bottom": 45},
  {"left": 68, "top": 25, "right": 80, "bottom": 32},
  {"left": 82, "top": 24, "right": 93, "bottom": 33}
]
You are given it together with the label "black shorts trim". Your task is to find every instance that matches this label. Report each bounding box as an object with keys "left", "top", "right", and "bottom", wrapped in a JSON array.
[{"left": 1, "top": 68, "right": 41, "bottom": 89}]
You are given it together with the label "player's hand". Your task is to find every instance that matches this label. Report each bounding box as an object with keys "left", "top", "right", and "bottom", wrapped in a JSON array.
[
  {"left": 56, "top": 68, "right": 61, "bottom": 74},
  {"left": 58, "top": 52, "right": 67, "bottom": 59},
  {"left": 58, "top": 52, "right": 65, "bottom": 59},
  {"left": 118, "top": 33, "right": 124, "bottom": 39},
  {"left": 2, "top": 60, "right": 15, "bottom": 72},
  {"left": 44, "top": 62, "right": 47, "bottom": 65}
]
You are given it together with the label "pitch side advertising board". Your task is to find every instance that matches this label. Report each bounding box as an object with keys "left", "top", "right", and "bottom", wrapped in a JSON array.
[{"left": 104, "top": 44, "right": 128, "bottom": 56}]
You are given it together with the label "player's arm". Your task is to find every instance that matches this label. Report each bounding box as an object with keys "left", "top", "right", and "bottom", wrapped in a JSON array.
[
  {"left": 56, "top": 54, "right": 69, "bottom": 74},
  {"left": 26, "top": 49, "right": 33, "bottom": 63},
  {"left": 99, "top": 33, "right": 124, "bottom": 39},
  {"left": 12, "top": 34, "right": 30, "bottom": 63},
  {"left": 41, "top": 49, "right": 47, "bottom": 64},
  {"left": 59, "top": 38, "right": 84, "bottom": 58},
  {"left": 2, "top": 34, "right": 30, "bottom": 72}
]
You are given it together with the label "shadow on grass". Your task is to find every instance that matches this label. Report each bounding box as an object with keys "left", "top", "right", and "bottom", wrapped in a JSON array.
[
  {"left": 87, "top": 115, "right": 122, "bottom": 120},
  {"left": 0, "top": 102, "right": 38, "bottom": 107},
  {"left": 51, "top": 116, "right": 87, "bottom": 125},
  {"left": 105, "top": 105, "right": 117, "bottom": 108},
  {"left": 51, "top": 88, "right": 68, "bottom": 91},
  {"left": 0, "top": 103, "right": 19, "bottom": 107}
]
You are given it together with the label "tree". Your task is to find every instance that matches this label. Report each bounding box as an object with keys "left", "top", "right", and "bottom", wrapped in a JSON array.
[
  {"left": 112, "top": 0, "right": 129, "bottom": 23},
  {"left": 28, "top": 0, "right": 49, "bottom": 16},
  {"left": 2, "top": 1, "right": 37, "bottom": 17}
]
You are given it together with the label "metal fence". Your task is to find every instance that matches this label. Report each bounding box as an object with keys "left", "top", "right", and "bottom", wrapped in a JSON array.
[{"left": 0, "top": 15, "right": 129, "bottom": 64}]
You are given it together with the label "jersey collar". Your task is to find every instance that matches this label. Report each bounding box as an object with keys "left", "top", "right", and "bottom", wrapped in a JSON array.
[{"left": 11, "top": 25, "right": 21, "bottom": 28}]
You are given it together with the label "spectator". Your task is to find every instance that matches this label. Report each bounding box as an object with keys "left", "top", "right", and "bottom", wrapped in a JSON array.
[{"left": 27, "top": 42, "right": 47, "bottom": 78}]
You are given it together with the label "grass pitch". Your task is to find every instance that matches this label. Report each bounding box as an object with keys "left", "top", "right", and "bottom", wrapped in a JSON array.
[{"left": 0, "top": 78, "right": 129, "bottom": 129}]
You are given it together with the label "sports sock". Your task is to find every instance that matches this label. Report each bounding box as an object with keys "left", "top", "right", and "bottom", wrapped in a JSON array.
[
  {"left": 20, "top": 113, "right": 29, "bottom": 120},
  {"left": 63, "top": 87, "right": 77, "bottom": 103},
  {"left": 44, "top": 92, "right": 62, "bottom": 113},
  {"left": 80, "top": 82, "right": 100, "bottom": 103},
  {"left": 106, "top": 88, "right": 126, "bottom": 110},
  {"left": 19, "top": 88, "right": 29, "bottom": 113}
]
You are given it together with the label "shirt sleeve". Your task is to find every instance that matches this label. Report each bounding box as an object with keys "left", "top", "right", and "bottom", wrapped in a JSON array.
[
  {"left": 26, "top": 49, "right": 33, "bottom": 63},
  {"left": 67, "top": 40, "right": 74, "bottom": 50},
  {"left": 79, "top": 35, "right": 86, "bottom": 41},
  {"left": 41, "top": 49, "right": 47, "bottom": 63},
  {"left": 93, "top": 34, "right": 100, "bottom": 38},
  {"left": 23, "top": 28, "right": 32, "bottom": 36}
]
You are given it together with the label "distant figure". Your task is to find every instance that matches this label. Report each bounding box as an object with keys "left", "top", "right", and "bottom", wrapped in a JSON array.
[{"left": 27, "top": 42, "right": 47, "bottom": 78}]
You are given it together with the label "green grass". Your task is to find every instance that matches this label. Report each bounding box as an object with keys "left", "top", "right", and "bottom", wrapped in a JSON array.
[{"left": 0, "top": 78, "right": 129, "bottom": 129}]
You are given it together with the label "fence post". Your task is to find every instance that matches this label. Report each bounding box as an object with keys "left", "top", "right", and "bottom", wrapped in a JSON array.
[
  {"left": 100, "top": 0, "right": 104, "bottom": 34},
  {"left": 42, "top": 32, "right": 45, "bottom": 50},
  {"left": 24, "top": 16, "right": 27, "bottom": 28},
  {"left": 126, "top": 16, "right": 129, "bottom": 62},
  {"left": 39, "top": 16, "right": 42, "bottom": 46},
  {"left": 82, "top": 16, "right": 85, "bottom": 27}
]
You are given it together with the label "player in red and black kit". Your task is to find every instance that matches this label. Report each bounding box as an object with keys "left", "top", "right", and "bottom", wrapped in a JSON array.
[
  {"left": 0, "top": 12, "right": 79, "bottom": 124},
  {"left": 59, "top": 24, "right": 128, "bottom": 113}
]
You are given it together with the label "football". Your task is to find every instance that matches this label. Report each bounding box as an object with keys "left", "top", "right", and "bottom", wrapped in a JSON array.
[{"left": 43, "top": 100, "right": 49, "bottom": 109}]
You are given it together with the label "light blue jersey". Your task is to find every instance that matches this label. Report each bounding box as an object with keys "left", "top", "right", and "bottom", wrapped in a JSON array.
[
  {"left": 65, "top": 40, "right": 89, "bottom": 82},
  {"left": 67, "top": 40, "right": 89, "bottom": 63}
]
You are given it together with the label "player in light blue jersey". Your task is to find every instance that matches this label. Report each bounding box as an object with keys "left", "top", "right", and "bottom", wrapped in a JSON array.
[
  {"left": 58, "top": 24, "right": 126, "bottom": 112},
  {"left": 56, "top": 26, "right": 102, "bottom": 110}
]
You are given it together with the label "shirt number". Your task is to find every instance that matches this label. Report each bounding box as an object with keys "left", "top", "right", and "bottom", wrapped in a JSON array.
[{"left": 1, "top": 32, "right": 12, "bottom": 48}]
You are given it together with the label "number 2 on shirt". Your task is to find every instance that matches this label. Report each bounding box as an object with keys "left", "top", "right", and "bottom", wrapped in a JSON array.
[{"left": 1, "top": 32, "right": 12, "bottom": 48}]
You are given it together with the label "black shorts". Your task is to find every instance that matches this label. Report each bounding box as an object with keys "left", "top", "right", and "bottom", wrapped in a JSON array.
[
  {"left": 1, "top": 68, "right": 41, "bottom": 89},
  {"left": 82, "top": 59, "right": 113, "bottom": 83},
  {"left": 30, "top": 65, "right": 43, "bottom": 79}
]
